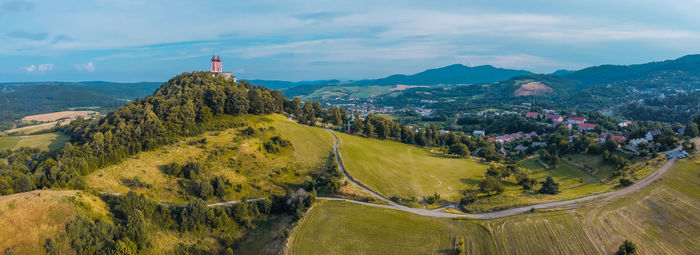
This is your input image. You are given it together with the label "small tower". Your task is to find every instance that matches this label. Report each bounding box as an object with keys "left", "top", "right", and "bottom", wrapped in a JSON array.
[
  {"left": 216, "top": 56, "right": 222, "bottom": 72},
  {"left": 211, "top": 55, "right": 218, "bottom": 73}
]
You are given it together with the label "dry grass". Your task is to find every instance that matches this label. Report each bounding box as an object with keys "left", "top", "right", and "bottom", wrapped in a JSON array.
[{"left": 0, "top": 190, "right": 108, "bottom": 254}]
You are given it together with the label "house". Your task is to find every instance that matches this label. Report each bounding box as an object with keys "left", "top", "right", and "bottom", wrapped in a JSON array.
[
  {"left": 577, "top": 123, "right": 596, "bottom": 131},
  {"left": 498, "top": 147, "right": 507, "bottom": 155},
  {"left": 646, "top": 130, "right": 662, "bottom": 140},
  {"left": 629, "top": 138, "right": 648, "bottom": 147},
  {"left": 609, "top": 135, "right": 627, "bottom": 143},
  {"left": 618, "top": 121, "right": 632, "bottom": 127},
  {"left": 567, "top": 117, "right": 586, "bottom": 125},
  {"left": 531, "top": 142, "right": 547, "bottom": 147},
  {"left": 546, "top": 114, "right": 563, "bottom": 122},
  {"left": 526, "top": 112, "right": 539, "bottom": 118},
  {"left": 553, "top": 121, "right": 572, "bottom": 129},
  {"left": 471, "top": 147, "right": 482, "bottom": 156},
  {"left": 473, "top": 130, "right": 485, "bottom": 137},
  {"left": 514, "top": 144, "right": 529, "bottom": 151}
]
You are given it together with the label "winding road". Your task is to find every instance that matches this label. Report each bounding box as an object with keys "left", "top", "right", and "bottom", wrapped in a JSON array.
[
  {"left": 321, "top": 129, "right": 693, "bottom": 219},
  {"left": 123, "top": 130, "right": 688, "bottom": 219}
]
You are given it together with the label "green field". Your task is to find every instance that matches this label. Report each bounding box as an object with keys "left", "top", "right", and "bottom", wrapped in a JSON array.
[
  {"left": 462, "top": 155, "right": 665, "bottom": 212},
  {"left": 336, "top": 132, "right": 488, "bottom": 202},
  {"left": 85, "top": 114, "right": 334, "bottom": 204},
  {"left": 304, "top": 85, "right": 394, "bottom": 100},
  {"left": 288, "top": 152, "right": 700, "bottom": 255},
  {"left": 0, "top": 132, "right": 70, "bottom": 151}
]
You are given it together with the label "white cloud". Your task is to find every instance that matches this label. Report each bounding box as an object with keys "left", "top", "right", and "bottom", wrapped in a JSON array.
[
  {"left": 20, "top": 63, "right": 53, "bottom": 73},
  {"left": 75, "top": 61, "right": 95, "bottom": 72}
]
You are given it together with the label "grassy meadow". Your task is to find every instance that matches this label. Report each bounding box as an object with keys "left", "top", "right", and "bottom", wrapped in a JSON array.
[
  {"left": 288, "top": 150, "right": 700, "bottom": 255},
  {"left": 85, "top": 114, "right": 334, "bottom": 204},
  {"left": 335, "top": 132, "right": 488, "bottom": 202},
  {"left": 0, "top": 190, "right": 109, "bottom": 254},
  {"left": 462, "top": 154, "right": 666, "bottom": 212},
  {"left": 0, "top": 132, "right": 70, "bottom": 151}
]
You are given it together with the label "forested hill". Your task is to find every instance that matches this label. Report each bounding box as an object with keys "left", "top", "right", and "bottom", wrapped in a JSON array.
[
  {"left": 0, "top": 72, "right": 290, "bottom": 194},
  {"left": 348, "top": 64, "right": 533, "bottom": 86}
]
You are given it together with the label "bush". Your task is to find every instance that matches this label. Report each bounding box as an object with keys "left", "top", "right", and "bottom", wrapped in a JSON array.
[
  {"left": 618, "top": 178, "right": 634, "bottom": 188},
  {"left": 616, "top": 240, "right": 637, "bottom": 255},
  {"left": 182, "top": 162, "right": 203, "bottom": 179},
  {"left": 538, "top": 177, "right": 560, "bottom": 195}
]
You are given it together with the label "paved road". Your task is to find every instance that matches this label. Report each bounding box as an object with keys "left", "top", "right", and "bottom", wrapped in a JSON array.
[{"left": 320, "top": 129, "right": 692, "bottom": 219}]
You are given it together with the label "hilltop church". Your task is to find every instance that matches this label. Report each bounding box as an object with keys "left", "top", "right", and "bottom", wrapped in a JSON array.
[{"left": 210, "top": 55, "right": 236, "bottom": 82}]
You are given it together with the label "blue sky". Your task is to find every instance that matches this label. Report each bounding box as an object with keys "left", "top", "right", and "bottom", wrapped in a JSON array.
[{"left": 1, "top": 0, "right": 700, "bottom": 82}]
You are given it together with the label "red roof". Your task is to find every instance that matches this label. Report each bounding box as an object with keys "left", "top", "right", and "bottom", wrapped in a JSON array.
[
  {"left": 526, "top": 112, "right": 538, "bottom": 116},
  {"left": 578, "top": 123, "right": 596, "bottom": 128},
  {"left": 568, "top": 117, "right": 585, "bottom": 121}
]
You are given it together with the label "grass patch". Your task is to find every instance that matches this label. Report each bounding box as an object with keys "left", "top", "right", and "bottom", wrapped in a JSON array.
[
  {"left": 335, "top": 132, "right": 488, "bottom": 203},
  {"left": 288, "top": 200, "right": 496, "bottom": 255},
  {"left": 0, "top": 132, "right": 70, "bottom": 151}
]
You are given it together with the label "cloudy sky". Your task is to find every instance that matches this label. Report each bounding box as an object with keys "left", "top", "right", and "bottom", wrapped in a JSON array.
[{"left": 2, "top": 0, "right": 700, "bottom": 82}]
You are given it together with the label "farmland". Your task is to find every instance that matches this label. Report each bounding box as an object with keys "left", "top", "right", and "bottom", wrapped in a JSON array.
[{"left": 288, "top": 151, "right": 700, "bottom": 254}]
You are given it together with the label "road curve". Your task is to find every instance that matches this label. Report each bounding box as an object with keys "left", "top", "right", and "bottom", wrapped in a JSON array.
[
  {"left": 104, "top": 131, "right": 687, "bottom": 219},
  {"left": 322, "top": 129, "right": 690, "bottom": 219}
]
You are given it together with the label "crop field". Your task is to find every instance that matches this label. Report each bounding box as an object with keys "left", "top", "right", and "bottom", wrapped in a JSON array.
[
  {"left": 0, "top": 132, "right": 70, "bottom": 151},
  {"left": 289, "top": 151, "right": 700, "bottom": 255},
  {"left": 85, "top": 114, "right": 334, "bottom": 204},
  {"left": 0, "top": 190, "right": 108, "bottom": 254},
  {"left": 335, "top": 132, "right": 488, "bottom": 202},
  {"left": 21, "top": 110, "right": 99, "bottom": 123}
]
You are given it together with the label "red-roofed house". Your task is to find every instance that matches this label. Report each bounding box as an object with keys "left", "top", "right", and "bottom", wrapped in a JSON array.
[
  {"left": 526, "top": 112, "right": 539, "bottom": 118},
  {"left": 578, "top": 123, "right": 596, "bottom": 131},
  {"left": 567, "top": 117, "right": 586, "bottom": 124},
  {"left": 553, "top": 121, "right": 572, "bottom": 129},
  {"left": 546, "top": 114, "right": 563, "bottom": 122}
]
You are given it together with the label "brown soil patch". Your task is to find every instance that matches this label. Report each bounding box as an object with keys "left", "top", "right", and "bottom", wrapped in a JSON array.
[
  {"left": 392, "top": 85, "right": 430, "bottom": 91},
  {"left": 22, "top": 111, "right": 99, "bottom": 123},
  {"left": 514, "top": 82, "right": 553, "bottom": 96}
]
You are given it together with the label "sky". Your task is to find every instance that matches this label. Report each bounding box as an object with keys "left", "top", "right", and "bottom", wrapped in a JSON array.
[{"left": 1, "top": 0, "right": 700, "bottom": 82}]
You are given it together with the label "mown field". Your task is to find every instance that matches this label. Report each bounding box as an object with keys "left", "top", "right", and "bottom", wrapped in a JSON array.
[
  {"left": 0, "top": 132, "right": 70, "bottom": 151},
  {"left": 335, "top": 132, "right": 488, "bottom": 202},
  {"left": 85, "top": 114, "right": 334, "bottom": 204},
  {"left": 0, "top": 190, "right": 109, "bottom": 254},
  {"left": 288, "top": 150, "right": 700, "bottom": 255}
]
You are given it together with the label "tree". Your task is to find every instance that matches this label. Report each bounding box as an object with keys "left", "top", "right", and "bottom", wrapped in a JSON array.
[
  {"left": 685, "top": 123, "right": 699, "bottom": 137},
  {"left": 459, "top": 190, "right": 477, "bottom": 206},
  {"left": 448, "top": 143, "right": 470, "bottom": 158},
  {"left": 616, "top": 240, "right": 637, "bottom": 255},
  {"left": 479, "top": 177, "right": 504, "bottom": 195},
  {"left": 538, "top": 177, "right": 560, "bottom": 194},
  {"left": 351, "top": 113, "right": 364, "bottom": 134}
]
